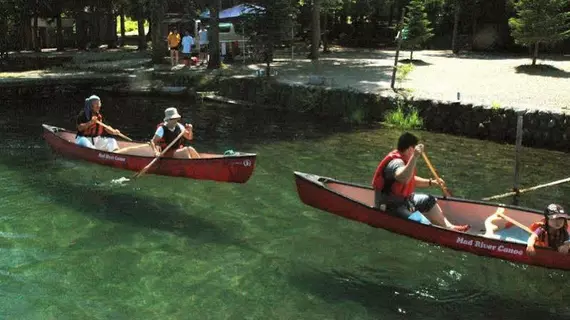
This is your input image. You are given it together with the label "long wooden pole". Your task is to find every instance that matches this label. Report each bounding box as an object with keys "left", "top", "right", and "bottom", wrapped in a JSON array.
[
  {"left": 513, "top": 114, "right": 523, "bottom": 195},
  {"left": 390, "top": 8, "right": 406, "bottom": 90},
  {"left": 482, "top": 177, "right": 570, "bottom": 201}
]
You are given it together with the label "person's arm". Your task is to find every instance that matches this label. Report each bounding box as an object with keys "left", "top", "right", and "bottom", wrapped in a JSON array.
[
  {"left": 393, "top": 144, "right": 423, "bottom": 183},
  {"left": 77, "top": 114, "right": 97, "bottom": 132},
  {"left": 150, "top": 127, "right": 163, "bottom": 156},
  {"left": 526, "top": 232, "right": 540, "bottom": 256},
  {"left": 180, "top": 123, "right": 193, "bottom": 140}
]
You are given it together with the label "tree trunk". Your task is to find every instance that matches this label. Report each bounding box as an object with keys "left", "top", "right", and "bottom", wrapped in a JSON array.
[
  {"left": 119, "top": 8, "right": 126, "bottom": 46},
  {"left": 322, "top": 11, "right": 330, "bottom": 53},
  {"left": 451, "top": 1, "right": 461, "bottom": 54},
  {"left": 33, "top": 10, "right": 40, "bottom": 52},
  {"left": 137, "top": 13, "right": 147, "bottom": 50},
  {"left": 410, "top": 50, "right": 413, "bottom": 60},
  {"left": 532, "top": 42, "right": 539, "bottom": 66},
  {"left": 207, "top": 0, "right": 222, "bottom": 69},
  {"left": 75, "top": 12, "right": 87, "bottom": 50},
  {"left": 107, "top": 13, "right": 117, "bottom": 49},
  {"left": 388, "top": 2, "right": 395, "bottom": 26},
  {"left": 309, "top": 0, "right": 321, "bottom": 60},
  {"left": 151, "top": 0, "right": 166, "bottom": 64},
  {"left": 56, "top": 13, "right": 64, "bottom": 51}
]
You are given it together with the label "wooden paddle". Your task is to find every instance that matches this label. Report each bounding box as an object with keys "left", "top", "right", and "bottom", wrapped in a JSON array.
[
  {"left": 421, "top": 151, "right": 452, "bottom": 197},
  {"left": 96, "top": 120, "right": 133, "bottom": 142},
  {"left": 495, "top": 210, "right": 533, "bottom": 234},
  {"left": 132, "top": 130, "right": 185, "bottom": 179},
  {"left": 482, "top": 177, "right": 570, "bottom": 201}
]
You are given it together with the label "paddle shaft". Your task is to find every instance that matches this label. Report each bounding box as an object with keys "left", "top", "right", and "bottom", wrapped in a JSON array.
[
  {"left": 133, "top": 130, "right": 185, "bottom": 178},
  {"left": 482, "top": 177, "right": 570, "bottom": 201},
  {"left": 96, "top": 120, "right": 133, "bottom": 142},
  {"left": 421, "top": 152, "right": 451, "bottom": 197},
  {"left": 496, "top": 211, "right": 533, "bottom": 234}
]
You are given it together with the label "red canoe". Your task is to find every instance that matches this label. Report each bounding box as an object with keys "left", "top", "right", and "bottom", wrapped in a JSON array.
[
  {"left": 294, "top": 171, "right": 570, "bottom": 271},
  {"left": 42, "top": 124, "right": 256, "bottom": 183}
]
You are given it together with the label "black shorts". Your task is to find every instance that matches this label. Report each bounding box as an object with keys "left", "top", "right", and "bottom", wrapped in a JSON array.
[{"left": 374, "top": 190, "right": 437, "bottom": 219}]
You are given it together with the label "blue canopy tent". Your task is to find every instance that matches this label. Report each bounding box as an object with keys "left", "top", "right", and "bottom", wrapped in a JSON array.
[{"left": 199, "top": 4, "right": 264, "bottom": 21}]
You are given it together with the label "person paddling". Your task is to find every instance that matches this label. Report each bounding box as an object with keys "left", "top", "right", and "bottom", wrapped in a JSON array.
[
  {"left": 526, "top": 204, "right": 569, "bottom": 255},
  {"left": 372, "top": 132, "right": 470, "bottom": 232},
  {"left": 76, "top": 95, "right": 120, "bottom": 152},
  {"left": 150, "top": 107, "right": 200, "bottom": 159}
]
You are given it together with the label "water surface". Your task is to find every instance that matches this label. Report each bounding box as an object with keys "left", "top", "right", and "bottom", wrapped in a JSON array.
[{"left": 0, "top": 95, "right": 569, "bottom": 319}]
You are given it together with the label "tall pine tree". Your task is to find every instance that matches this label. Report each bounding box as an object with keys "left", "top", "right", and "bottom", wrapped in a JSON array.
[
  {"left": 402, "top": 0, "right": 434, "bottom": 60},
  {"left": 509, "top": 0, "right": 570, "bottom": 65}
]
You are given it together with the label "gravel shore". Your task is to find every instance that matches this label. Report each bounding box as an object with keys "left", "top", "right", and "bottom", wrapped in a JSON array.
[{"left": 268, "top": 48, "right": 570, "bottom": 113}]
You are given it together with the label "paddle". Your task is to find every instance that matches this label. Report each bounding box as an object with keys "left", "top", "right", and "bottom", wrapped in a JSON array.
[
  {"left": 421, "top": 151, "right": 452, "bottom": 198},
  {"left": 495, "top": 210, "right": 533, "bottom": 234},
  {"left": 482, "top": 177, "right": 570, "bottom": 201},
  {"left": 95, "top": 120, "right": 133, "bottom": 142},
  {"left": 132, "top": 130, "right": 185, "bottom": 179}
]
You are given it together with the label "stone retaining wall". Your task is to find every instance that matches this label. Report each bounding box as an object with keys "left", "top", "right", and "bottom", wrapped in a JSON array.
[
  {"left": 1, "top": 75, "right": 568, "bottom": 152},
  {"left": 215, "top": 77, "right": 570, "bottom": 152}
]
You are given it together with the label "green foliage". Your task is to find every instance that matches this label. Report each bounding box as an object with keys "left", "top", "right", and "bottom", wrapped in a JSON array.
[
  {"left": 242, "top": 1, "right": 298, "bottom": 71},
  {"left": 402, "top": 0, "right": 435, "bottom": 50},
  {"left": 508, "top": 0, "right": 570, "bottom": 46},
  {"left": 384, "top": 97, "right": 424, "bottom": 130},
  {"left": 116, "top": 16, "right": 149, "bottom": 34},
  {"left": 396, "top": 63, "right": 415, "bottom": 86}
]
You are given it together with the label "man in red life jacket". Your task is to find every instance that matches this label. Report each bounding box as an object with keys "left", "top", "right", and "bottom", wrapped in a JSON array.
[
  {"left": 76, "top": 95, "right": 120, "bottom": 152},
  {"left": 150, "top": 107, "right": 200, "bottom": 159},
  {"left": 372, "top": 132, "right": 470, "bottom": 232}
]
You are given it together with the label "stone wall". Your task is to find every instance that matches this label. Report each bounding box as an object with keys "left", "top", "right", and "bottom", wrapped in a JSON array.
[
  {"left": 216, "top": 77, "right": 570, "bottom": 152},
  {"left": 1, "top": 75, "right": 568, "bottom": 152}
]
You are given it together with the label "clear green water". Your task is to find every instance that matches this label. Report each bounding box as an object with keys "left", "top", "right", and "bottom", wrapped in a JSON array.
[{"left": 0, "top": 95, "right": 569, "bottom": 319}]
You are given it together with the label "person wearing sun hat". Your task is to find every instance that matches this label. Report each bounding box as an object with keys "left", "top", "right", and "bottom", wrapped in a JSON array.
[
  {"left": 526, "top": 203, "right": 569, "bottom": 256},
  {"left": 150, "top": 107, "right": 200, "bottom": 159},
  {"left": 75, "top": 94, "right": 121, "bottom": 152}
]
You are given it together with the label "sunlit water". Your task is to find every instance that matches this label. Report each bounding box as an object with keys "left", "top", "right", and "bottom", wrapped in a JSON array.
[{"left": 0, "top": 94, "right": 569, "bottom": 319}]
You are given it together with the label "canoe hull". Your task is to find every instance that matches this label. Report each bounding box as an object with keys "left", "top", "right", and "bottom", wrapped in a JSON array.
[
  {"left": 294, "top": 171, "right": 570, "bottom": 271},
  {"left": 42, "top": 124, "right": 256, "bottom": 183}
]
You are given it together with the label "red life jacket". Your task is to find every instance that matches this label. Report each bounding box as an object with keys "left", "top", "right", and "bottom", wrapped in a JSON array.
[
  {"left": 371, "top": 149, "right": 416, "bottom": 198},
  {"left": 79, "top": 113, "right": 104, "bottom": 137},
  {"left": 156, "top": 123, "right": 184, "bottom": 150}
]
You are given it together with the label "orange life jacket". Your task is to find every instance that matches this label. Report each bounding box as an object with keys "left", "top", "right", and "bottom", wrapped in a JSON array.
[
  {"left": 529, "top": 220, "right": 549, "bottom": 247},
  {"left": 529, "top": 219, "right": 569, "bottom": 249},
  {"left": 79, "top": 113, "right": 104, "bottom": 137},
  {"left": 371, "top": 149, "right": 416, "bottom": 198},
  {"left": 156, "top": 123, "right": 184, "bottom": 150}
]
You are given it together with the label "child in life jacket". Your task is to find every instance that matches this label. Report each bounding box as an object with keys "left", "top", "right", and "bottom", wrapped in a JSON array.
[{"left": 526, "top": 204, "right": 570, "bottom": 256}]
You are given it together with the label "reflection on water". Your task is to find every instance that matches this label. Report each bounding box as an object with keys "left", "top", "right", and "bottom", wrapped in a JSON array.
[{"left": 0, "top": 94, "right": 568, "bottom": 319}]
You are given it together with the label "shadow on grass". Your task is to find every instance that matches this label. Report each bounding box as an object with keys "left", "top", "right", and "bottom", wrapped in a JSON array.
[{"left": 514, "top": 64, "right": 570, "bottom": 79}]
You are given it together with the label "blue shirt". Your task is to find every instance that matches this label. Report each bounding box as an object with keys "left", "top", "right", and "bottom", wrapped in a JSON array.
[{"left": 181, "top": 36, "right": 194, "bottom": 53}]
